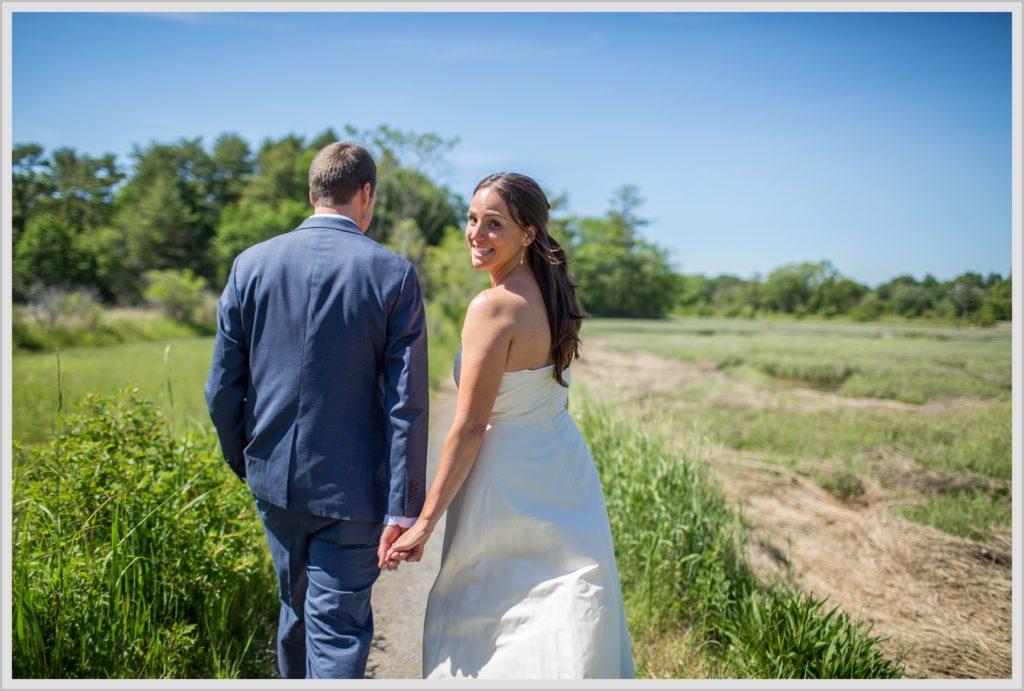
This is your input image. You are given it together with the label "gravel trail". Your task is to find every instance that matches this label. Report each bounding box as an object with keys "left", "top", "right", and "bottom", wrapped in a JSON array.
[{"left": 365, "top": 378, "right": 457, "bottom": 679}]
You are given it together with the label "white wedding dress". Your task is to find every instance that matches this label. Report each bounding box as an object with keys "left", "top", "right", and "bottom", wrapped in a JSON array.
[{"left": 422, "top": 351, "right": 634, "bottom": 679}]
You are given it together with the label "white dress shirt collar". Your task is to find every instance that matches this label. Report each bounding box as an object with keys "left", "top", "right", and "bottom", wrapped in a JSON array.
[{"left": 309, "top": 213, "right": 358, "bottom": 226}]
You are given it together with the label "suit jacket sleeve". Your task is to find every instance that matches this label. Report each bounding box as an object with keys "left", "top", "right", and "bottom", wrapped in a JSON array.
[
  {"left": 382, "top": 263, "right": 429, "bottom": 518},
  {"left": 204, "top": 258, "right": 249, "bottom": 481}
]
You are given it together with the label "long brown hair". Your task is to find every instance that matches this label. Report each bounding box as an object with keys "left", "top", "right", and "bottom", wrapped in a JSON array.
[{"left": 474, "top": 173, "right": 587, "bottom": 387}]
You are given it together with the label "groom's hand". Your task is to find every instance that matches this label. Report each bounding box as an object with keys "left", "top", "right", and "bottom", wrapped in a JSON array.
[
  {"left": 378, "top": 524, "right": 406, "bottom": 570},
  {"left": 384, "top": 518, "right": 431, "bottom": 567}
]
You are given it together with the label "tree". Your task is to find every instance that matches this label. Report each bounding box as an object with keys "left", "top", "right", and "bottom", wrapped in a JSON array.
[
  {"left": 761, "top": 263, "right": 815, "bottom": 314},
  {"left": 13, "top": 212, "right": 82, "bottom": 299},
  {"left": 978, "top": 274, "right": 1011, "bottom": 325},
  {"left": 385, "top": 218, "right": 427, "bottom": 269},
  {"left": 12, "top": 144, "right": 53, "bottom": 247},
  {"left": 890, "top": 283, "right": 932, "bottom": 317},
  {"left": 116, "top": 162, "right": 203, "bottom": 296},
  {"left": 346, "top": 125, "right": 463, "bottom": 248},
  {"left": 849, "top": 291, "right": 885, "bottom": 322},
  {"left": 759, "top": 260, "right": 864, "bottom": 316},
  {"left": 244, "top": 134, "right": 308, "bottom": 204},
  {"left": 209, "top": 132, "right": 254, "bottom": 208},
  {"left": 674, "top": 274, "right": 712, "bottom": 313},
  {"left": 46, "top": 147, "right": 123, "bottom": 233},
  {"left": 421, "top": 225, "right": 490, "bottom": 326},
  {"left": 212, "top": 198, "right": 308, "bottom": 283},
  {"left": 950, "top": 276, "right": 983, "bottom": 327},
  {"left": 566, "top": 186, "right": 677, "bottom": 318},
  {"left": 75, "top": 225, "right": 130, "bottom": 302}
]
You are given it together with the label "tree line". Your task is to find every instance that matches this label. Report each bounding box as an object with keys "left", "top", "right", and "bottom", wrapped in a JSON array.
[
  {"left": 12, "top": 126, "right": 1011, "bottom": 326},
  {"left": 676, "top": 261, "right": 1011, "bottom": 326}
]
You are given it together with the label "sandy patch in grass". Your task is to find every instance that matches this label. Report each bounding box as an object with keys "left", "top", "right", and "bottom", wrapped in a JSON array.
[{"left": 575, "top": 345, "right": 991, "bottom": 415}]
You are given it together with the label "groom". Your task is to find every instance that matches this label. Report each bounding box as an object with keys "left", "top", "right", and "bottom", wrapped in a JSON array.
[{"left": 204, "top": 141, "right": 428, "bottom": 679}]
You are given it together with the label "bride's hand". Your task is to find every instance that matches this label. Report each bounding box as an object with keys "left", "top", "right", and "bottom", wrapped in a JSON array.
[{"left": 385, "top": 518, "right": 432, "bottom": 566}]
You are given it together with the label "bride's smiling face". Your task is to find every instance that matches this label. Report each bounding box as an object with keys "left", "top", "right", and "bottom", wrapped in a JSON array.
[{"left": 465, "top": 186, "right": 532, "bottom": 274}]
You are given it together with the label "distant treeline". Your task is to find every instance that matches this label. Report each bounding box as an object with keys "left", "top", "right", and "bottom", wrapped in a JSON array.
[
  {"left": 12, "top": 126, "right": 1011, "bottom": 326},
  {"left": 674, "top": 262, "right": 1011, "bottom": 326}
]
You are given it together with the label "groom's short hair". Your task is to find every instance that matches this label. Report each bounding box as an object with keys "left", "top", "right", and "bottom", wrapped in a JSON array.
[{"left": 309, "top": 142, "right": 377, "bottom": 207}]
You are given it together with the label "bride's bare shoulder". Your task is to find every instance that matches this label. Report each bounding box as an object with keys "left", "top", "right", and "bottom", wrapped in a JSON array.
[{"left": 467, "top": 287, "right": 527, "bottom": 322}]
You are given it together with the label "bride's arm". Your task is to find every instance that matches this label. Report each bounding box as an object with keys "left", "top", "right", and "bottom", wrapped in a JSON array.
[{"left": 382, "top": 291, "right": 515, "bottom": 565}]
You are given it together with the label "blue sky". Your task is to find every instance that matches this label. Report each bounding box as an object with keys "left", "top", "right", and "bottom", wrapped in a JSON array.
[{"left": 10, "top": 10, "right": 1014, "bottom": 286}]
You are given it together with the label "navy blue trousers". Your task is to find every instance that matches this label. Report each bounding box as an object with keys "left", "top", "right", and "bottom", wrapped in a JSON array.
[{"left": 256, "top": 499, "right": 382, "bottom": 679}]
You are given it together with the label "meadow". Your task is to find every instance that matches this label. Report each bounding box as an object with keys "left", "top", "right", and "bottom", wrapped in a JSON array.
[
  {"left": 10, "top": 315, "right": 1012, "bottom": 678},
  {"left": 579, "top": 317, "right": 1012, "bottom": 541},
  {"left": 13, "top": 299, "right": 463, "bottom": 448},
  {"left": 13, "top": 337, "right": 215, "bottom": 447}
]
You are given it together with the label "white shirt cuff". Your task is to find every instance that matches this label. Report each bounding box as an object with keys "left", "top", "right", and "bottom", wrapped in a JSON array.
[{"left": 384, "top": 515, "right": 417, "bottom": 528}]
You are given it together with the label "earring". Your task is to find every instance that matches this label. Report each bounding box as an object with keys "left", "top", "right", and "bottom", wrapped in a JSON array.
[{"left": 520, "top": 247, "right": 526, "bottom": 265}]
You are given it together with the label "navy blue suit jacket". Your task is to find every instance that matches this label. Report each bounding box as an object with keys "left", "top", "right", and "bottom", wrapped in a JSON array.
[{"left": 204, "top": 215, "right": 428, "bottom": 522}]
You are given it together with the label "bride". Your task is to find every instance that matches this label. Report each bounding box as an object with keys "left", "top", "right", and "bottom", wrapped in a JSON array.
[{"left": 384, "top": 173, "right": 634, "bottom": 679}]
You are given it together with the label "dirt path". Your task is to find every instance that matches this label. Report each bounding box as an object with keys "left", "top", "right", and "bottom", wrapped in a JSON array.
[
  {"left": 573, "top": 345, "right": 1013, "bottom": 679},
  {"left": 365, "top": 378, "right": 457, "bottom": 679}
]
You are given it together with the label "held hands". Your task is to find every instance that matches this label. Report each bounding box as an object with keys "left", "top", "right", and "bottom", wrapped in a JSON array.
[
  {"left": 382, "top": 518, "right": 433, "bottom": 569},
  {"left": 377, "top": 524, "right": 409, "bottom": 571}
]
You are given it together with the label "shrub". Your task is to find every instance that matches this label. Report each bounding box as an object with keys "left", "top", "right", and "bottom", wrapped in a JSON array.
[
  {"left": 25, "top": 285, "right": 103, "bottom": 332},
  {"left": 143, "top": 269, "right": 215, "bottom": 328},
  {"left": 12, "top": 389, "right": 276, "bottom": 678}
]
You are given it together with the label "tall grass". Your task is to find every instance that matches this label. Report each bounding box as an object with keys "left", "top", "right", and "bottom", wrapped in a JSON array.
[
  {"left": 426, "top": 301, "right": 462, "bottom": 392},
  {"left": 575, "top": 394, "right": 904, "bottom": 679},
  {"left": 14, "top": 305, "right": 207, "bottom": 353},
  {"left": 8, "top": 296, "right": 474, "bottom": 679},
  {"left": 12, "top": 389, "right": 277, "bottom": 678}
]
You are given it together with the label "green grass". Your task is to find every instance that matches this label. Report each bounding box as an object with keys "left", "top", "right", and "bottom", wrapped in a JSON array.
[
  {"left": 584, "top": 317, "right": 1011, "bottom": 404},
  {"left": 10, "top": 306, "right": 463, "bottom": 679},
  {"left": 895, "top": 490, "right": 1011, "bottom": 541},
  {"left": 426, "top": 301, "right": 462, "bottom": 392},
  {"left": 580, "top": 316, "right": 1012, "bottom": 542},
  {"left": 14, "top": 307, "right": 208, "bottom": 353},
  {"left": 14, "top": 310, "right": 462, "bottom": 449},
  {"left": 575, "top": 391, "right": 903, "bottom": 678},
  {"left": 13, "top": 337, "right": 216, "bottom": 447},
  {"left": 689, "top": 400, "right": 1011, "bottom": 481},
  {"left": 815, "top": 469, "right": 867, "bottom": 501},
  {"left": 9, "top": 313, "right": 1005, "bottom": 678}
]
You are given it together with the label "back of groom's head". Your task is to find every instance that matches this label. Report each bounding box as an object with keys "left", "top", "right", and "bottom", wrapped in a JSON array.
[{"left": 309, "top": 141, "right": 377, "bottom": 207}]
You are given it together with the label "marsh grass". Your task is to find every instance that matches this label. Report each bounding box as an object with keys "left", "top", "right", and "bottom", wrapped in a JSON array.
[
  {"left": 585, "top": 317, "right": 1011, "bottom": 405},
  {"left": 582, "top": 317, "right": 1011, "bottom": 541},
  {"left": 895, "top": 489, "right": 1011, "bottom": 541},
  {"left": 815, "top": 469, "right": 867, "bottom": 501},
  {"left": 575, "top": 394, "right": 904, "bottom": 678},
  {"left": 695, "top": 401, "right": 1011, "bottom": 480}
]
